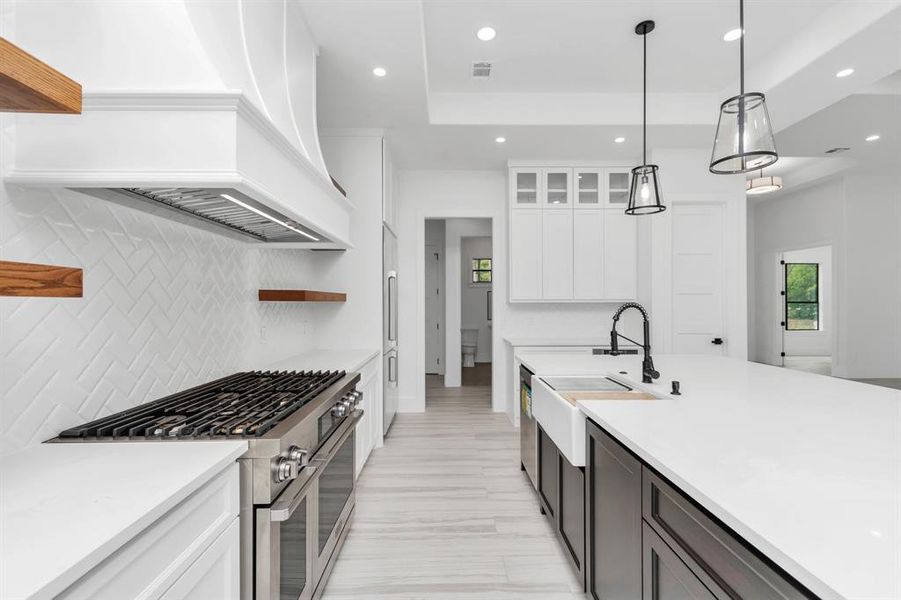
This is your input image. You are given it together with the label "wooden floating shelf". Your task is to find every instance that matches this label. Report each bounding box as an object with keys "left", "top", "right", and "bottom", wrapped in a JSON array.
[
  {"left": 258, "top": 289, "right": 347, "bottom": 302},
  {"left": 0, "top": 36, "right": 82, "bottom": 114},
  {"left": 0, "top": 260, "right": 83, "bottom": 297}
]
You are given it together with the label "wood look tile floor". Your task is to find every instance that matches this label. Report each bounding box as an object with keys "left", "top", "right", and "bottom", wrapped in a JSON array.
[{"left": 321, "top": 380, "right": 585, "bottom": 599}]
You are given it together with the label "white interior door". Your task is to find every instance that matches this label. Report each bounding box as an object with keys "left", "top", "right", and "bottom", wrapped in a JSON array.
[
  {"left": 425, "top": 244, "right": 443, "bottom": 374},
  {"left": 671, "top": 204, "right": 726, "bottom": 355}
]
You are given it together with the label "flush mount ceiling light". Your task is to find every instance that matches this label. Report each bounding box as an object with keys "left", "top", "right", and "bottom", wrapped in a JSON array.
[
  {"left": 614, "top": 136, "right": 626, "bottom": 143},
  {"left": 723, "top": 28, "right": 743, "bottom": 41},
  {"left": 835, "top": 68, "right": 855, "bottom": 78},
  {"left": 710, "top": 0, "right": 778, "bottom": 174},
  {"left": 745, "top": 169, "right": 783, "bottom": 195},
  {"left": 495, "top": 136, "right": 506, "bottom": 143},
  {"left": 865, "top": 134, "right": 880, "bottom": 142},
  {"left": 372, "top": 66, "right": 387, "bottom": 77},
  {"left": 476, "top": 26, "right": 496, "bottom": 41},
  {"left": 626, "top": 20, "right": 665, "bottom": 216}
]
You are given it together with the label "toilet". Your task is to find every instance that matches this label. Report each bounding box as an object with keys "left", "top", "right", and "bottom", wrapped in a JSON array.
[{"left": 461, "top": 328, "right": 479, "bottom": 368}]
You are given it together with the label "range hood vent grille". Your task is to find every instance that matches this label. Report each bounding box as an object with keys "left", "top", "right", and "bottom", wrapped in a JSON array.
[{"left": 117, "top": 187, "right": 324, "bottom": 243}]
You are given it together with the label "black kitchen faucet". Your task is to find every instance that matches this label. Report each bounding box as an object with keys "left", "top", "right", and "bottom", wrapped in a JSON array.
[{"left": 609, "top": 302, "right": 660, "bottom": 384}]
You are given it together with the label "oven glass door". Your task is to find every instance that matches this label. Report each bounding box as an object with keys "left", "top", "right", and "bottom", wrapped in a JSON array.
[
  {"left": 318, "top": 431, "right": 354, "bottom": 554},
  {"left": 257, "top": 466, "right": 317, "bottom": 600},
  {"left": 313, "top": 413, "right": 358, "bottom": 584}
]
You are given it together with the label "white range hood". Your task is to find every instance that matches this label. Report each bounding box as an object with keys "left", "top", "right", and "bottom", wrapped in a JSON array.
[{"left": 4, "top": 0, "right": 352, "bottom": 248}]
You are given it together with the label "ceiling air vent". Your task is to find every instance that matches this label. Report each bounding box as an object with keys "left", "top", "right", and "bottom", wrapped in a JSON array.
[
  {"left": 472, "top": 61, "right": 492, "bottom": 78},
  {"left": 824, "top": 147, "right": 851, "bottom": 154}
]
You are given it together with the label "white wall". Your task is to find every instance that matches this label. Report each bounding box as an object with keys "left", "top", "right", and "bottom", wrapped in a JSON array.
[
  {"left": 749, "top": 175, "right": 901, "bottom": 378},
  {"left": 782, "top": 246, "right": 832, "bottom": 357},
  {"left": 461, "top": 235, "right": 493, "bottom": 363}
]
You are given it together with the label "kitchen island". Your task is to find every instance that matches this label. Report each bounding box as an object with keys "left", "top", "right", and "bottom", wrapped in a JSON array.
[{"left": 518, "top": 352, "right": 901, "bottom": 600}]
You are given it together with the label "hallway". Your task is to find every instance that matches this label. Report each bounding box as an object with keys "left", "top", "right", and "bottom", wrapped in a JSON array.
[{"left": 321, "top": 382, "right": 584, "bottom": 599}]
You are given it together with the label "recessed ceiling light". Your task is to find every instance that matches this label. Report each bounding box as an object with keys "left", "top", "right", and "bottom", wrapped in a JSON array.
[
  {"left": 614, "top": 137, "right": 626, "bottom": 144},
  {"left": 372, "top": 66, "right": 387, "bottom": 77},
  {"left": 723, "top": 28, "right": 743, "bottom": 41},
  {"left": 865, "top": 134, "right": 880, "bottom": 142},
  {"left": 477, "top": 26, "right": 496, "bottom": 41},
  {"left": 495, "top": 136, "right": 506, "bottom": 143},
  {"left": 835, "top": 68, "right": 854, "bottom": 78}
]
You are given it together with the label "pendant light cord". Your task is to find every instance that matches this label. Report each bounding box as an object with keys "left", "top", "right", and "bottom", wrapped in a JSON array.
[
  {"left": 642, "top": 29, "right": 647, "bottom": 167},
  {"left": 739, "top": 0, "right": 745, "bottom": 95}
]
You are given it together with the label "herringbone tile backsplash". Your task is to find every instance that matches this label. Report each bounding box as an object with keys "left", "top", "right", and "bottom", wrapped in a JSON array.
[{"left": 0, "top": 185, "right": 318, "bottom": 455}]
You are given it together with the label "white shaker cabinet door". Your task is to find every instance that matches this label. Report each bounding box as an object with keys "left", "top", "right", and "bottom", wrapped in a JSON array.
[
  {"left": 541, "top": 209, "right": 574, "bottom": 300},
  {"left": 160, "top": 519, "right": 240, "bottom": 600},
  {"left": 510, "top": 209, "right": 543, "bottom": 300},
  {"left": 573, "top": 209, "right": 604, "bottom": 300},
  {"left": 603, "top": 210, "right": 638, "bottom": 300}
]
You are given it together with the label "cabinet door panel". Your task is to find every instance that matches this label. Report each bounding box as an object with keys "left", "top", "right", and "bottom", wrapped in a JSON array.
[
  {"left": 541, "top": 209, "right": 574, "bottom": 299},
  {"left": 586, "top": 420, "right": 642, "bottom": 600},
  {"left": 512, "top": 169, "right": 541, "bottom": 207},
  {"left": 603, "top": 210, "right": 638, "bottom": 300},
  {"left": 573, "top": 210, "right": 604, "bottom": 300},
  {"left": 605, "top": 169, "right": 632, "bottom": 208},
  {"left": 161, "top": 519, "right": 240, "bottom": 600},
  {"left": 643, "top": 523, "right": 718, "bottom": 600},
  {"left": 538, "top": 425, "right": 558, "bottom": 520},
  {"left": 559, "top": 456, "right": 585, "bottom": 578},
  {"left": 543, "top": 169, "right": 572, "bottom": 208},
  {"left": 575, "top": 169, "right": 602, "bottom": 208},
  {"left": 510, "top": 209, "right": 542, "bottom": 300}
]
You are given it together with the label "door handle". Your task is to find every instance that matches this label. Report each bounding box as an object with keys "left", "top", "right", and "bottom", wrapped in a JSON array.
[{"left": 711, "top": 338, "right": 724, "bottom": 345}]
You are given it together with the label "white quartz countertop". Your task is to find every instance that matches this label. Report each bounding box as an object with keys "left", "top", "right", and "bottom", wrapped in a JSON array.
[
  {"left": 0, "top": 441, "right": 247, "bottom": 600},
  {"left": 504, "top": 336, "right": 610, "bottom": 347},
  {"left": 253, "top": 348, "right": 380, "bottom": 374},
  {"left": 517, "top": 351, "right": 901, "bottom": 600}
]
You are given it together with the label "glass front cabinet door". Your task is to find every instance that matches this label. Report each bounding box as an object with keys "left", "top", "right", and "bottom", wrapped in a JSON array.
[
  {"left": 543, "top": 169, "right": 572, "bottom": 208},
  {"left": 511, "top": 169, "right": 540, "bottom": 208},
  {"left": 605, "top": 169, "right": 632, "bottom": 208},
  {"left": 574, "top": 169, "right": 602, "bottom": 209}
]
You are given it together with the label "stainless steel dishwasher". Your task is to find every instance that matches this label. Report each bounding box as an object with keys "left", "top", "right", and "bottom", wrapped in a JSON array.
[{"left": 520, "top": 364, "right": 537, "bottom": 489}]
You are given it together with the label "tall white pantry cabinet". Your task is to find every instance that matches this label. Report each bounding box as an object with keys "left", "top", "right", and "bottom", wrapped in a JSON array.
[{"left": 508, "top": 164, "right": 638, "bottom": 302}]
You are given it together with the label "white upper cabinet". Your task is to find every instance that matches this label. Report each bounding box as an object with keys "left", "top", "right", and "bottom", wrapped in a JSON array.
[
  {"left": 542, "top": 209, "right": 574, "bottom": 299},
  {"left": 605, "top": 168, "right": 633, "bottom": 208},
  {"left": 543, "top": 169, "right": 572, "bottom": 208},
  {"left": 575, "top": 169, "right": 603, "bottom": 209},
  {"left": 508, "top": 164, "right": 638, "bottom": 303},
  {"left": 510, "top": 209, "right": 544, "bottom": 300},
  {"left": 512, "top": 169, "right": 541, "bottom": 208}
]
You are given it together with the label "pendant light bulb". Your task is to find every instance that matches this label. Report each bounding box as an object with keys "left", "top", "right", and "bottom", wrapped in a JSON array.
[
  {"left": 710, "top": 0, "right": 778, "bottom": 174},
  {"left": 625, "top": 20, "right": 666, "bottom": 216}
]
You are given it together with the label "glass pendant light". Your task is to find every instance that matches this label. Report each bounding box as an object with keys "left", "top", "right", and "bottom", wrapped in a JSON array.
[
  {"left": 626, "top": 20, "right": 665, "bottom": 216},
  {"left": 710, "top": 0, "right": 778, "bottom": 174}
]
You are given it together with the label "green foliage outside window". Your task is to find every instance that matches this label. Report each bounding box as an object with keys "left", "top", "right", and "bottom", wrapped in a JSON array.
[
  {"left": 785, "top": 263, "right": 818, "bottom": 330},
  {"left": 472, "top": 258, "right": 492, "bottom": 283}
]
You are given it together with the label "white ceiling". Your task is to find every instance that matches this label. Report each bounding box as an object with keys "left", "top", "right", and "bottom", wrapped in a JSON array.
[
  {"left": 302, "top": 0, "right": 901, "bottom": 186},
  {"left": 422, "top": 0, "right": 840, "bottom": 94}
]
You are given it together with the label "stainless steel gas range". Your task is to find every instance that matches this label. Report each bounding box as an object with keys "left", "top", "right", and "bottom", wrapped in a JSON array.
[{"left": 52, "top": 369, "right": 363, "bottom": 600}]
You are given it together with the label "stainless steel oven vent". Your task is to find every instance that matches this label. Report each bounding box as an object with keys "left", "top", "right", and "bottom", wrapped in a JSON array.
[{"left": 117, "top": 187, "right": 325, "bottom": 243}]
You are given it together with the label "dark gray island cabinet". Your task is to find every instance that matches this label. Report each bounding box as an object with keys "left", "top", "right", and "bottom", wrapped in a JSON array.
[{"left": 584, "top": 419, "right": 817, "bottom": 600}]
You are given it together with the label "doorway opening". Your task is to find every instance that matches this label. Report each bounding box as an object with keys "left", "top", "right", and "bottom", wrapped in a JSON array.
[
  {"left": 778, "top": 246, "right": 832, "bottom": 376},
  {"left": 424, "top": 218, "right": 494, "bottom": 400}
]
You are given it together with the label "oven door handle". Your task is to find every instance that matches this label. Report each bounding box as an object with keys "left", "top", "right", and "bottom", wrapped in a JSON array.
[
  {"left": 316, "top": 409, "right": 363, "bottom": 466},
  {"left": 269, "top": 464, "right": 318, "bottom": 522}
]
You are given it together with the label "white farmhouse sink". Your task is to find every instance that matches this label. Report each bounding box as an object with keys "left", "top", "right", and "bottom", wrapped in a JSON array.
[{"left": 532, "top": 375, "right": 659, "bottom": 466}]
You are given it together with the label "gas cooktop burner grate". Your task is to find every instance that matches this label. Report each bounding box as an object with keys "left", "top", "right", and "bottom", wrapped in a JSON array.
[{"left": 58, "top": 370, "right": 346, "bottom": 440}]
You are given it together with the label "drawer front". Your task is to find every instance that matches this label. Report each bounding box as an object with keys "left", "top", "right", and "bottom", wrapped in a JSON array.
[
  {"left": 643, "top": 522, "right": 718, "bottom": 600},
  {"left": 160, "top": 518, "right": 240, "bottom": 600},
  {"left": 59, "top": 463, "right": 239, "bottom": 600},
  {"left": 642, "top": 469, "right": 810, "bottom": 600}
]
